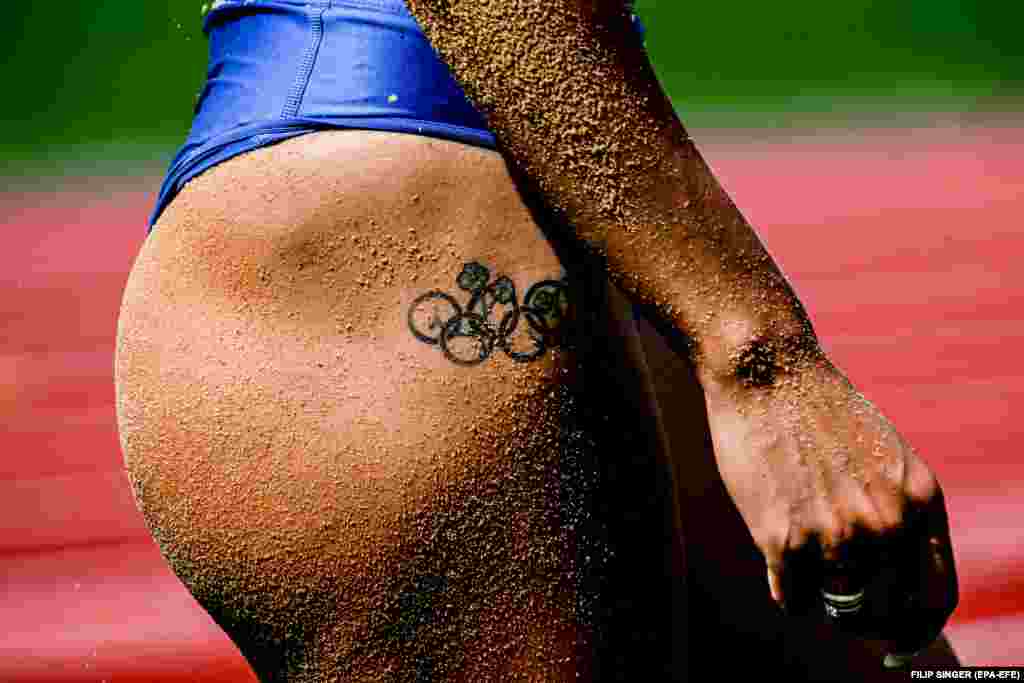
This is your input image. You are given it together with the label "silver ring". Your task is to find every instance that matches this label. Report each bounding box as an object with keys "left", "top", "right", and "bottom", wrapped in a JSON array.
[{"left": 821, "top": 587, "right": 866, "bottom": 618}]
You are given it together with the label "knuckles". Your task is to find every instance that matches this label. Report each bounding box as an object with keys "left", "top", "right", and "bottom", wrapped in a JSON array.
[
  {"left": 864, "top": 495, "right": 907, "bottom": 540},
  {"left": 903, "top": 460, "right": 941, "bottom": 508},
  {"left": 754, "top": 494, "right": 913, "bottom": 561},
  {"left": 810, "top": 508, "right": 852, "bottom": 559},
  {"left": 752, "top": 520, "right": 807, "bottom": 564}
]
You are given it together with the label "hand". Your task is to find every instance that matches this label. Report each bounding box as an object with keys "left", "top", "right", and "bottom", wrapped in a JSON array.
[{"left": 702, "top": 357, "right": 958, "bottom": 656}]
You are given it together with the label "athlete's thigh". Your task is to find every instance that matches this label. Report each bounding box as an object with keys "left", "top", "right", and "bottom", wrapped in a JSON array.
[{"left": 117, "top": 131, "right": 684, "bottom": 681}]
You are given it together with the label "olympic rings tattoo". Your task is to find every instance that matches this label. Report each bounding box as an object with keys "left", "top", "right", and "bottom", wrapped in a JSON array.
[{"left": 408, "top": 262, "right": 571, "bottom": 366}]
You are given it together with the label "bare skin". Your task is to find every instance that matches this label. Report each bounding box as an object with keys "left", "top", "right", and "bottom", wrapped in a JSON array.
[
  {"left": 117, "top": 130, "right": 959, "bottom": 680},
  {"left": 639, "top": 318, "right": 959, "bottom": 677},
  {"left": 115, "top": 3, "right": 958, "bottom": 677},
  {"left": 117, "top": 131, "right": 687, "bottom": 681},
  {"left": 404, "top": 0, "right": 957, "bottom": 659}
]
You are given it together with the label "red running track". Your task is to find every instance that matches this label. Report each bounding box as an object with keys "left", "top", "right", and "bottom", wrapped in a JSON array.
[{"left": 2, "top": 127, "right": 1022, "bottom": 679}]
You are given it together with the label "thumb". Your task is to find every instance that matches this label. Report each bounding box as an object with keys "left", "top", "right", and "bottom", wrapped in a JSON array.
[{"left": 767, "top": 563, "right": 787, "bottom": 612}]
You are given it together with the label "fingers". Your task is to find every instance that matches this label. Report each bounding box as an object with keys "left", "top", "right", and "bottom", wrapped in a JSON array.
[
  {"left": 885, "top": 476, "right": 959, "bottom": 657},
  {"left": 821, "top": 559, "right": 867, "bottom": 622},
  {"left": 860, "top": 466, "right": 957, "bottom": 661},
  {"left": 761, "top": 499, "right": 866, "bottom": 617},
  {"left": 762, "top": 525, "right": 831, "bottom": 617},
  {"left": 767, "top": 563, "right": 786, "bottom": 609},
  {"left": 762, "top": 521, "right": 808, "bottom": 614},
  {"left": 759, "top": 470, "right": 958, "bottom": 657}
]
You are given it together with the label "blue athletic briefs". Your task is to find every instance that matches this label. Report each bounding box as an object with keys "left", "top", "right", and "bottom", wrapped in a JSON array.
[{"left": 151, "top": 0, "right": 645, "bottom": 229}]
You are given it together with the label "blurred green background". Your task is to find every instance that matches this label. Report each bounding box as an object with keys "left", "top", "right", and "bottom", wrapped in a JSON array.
[{"left": 1, "top": 0, "right": 1021, "bottom": 176}]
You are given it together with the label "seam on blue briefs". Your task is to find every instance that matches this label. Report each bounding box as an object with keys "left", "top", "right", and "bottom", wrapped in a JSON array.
[
  {"left": 282, "top": 1, "right": 330, "bottom": 118},
  {"left": 332, "top": 0, "right": 409, "bottom": 16},
  {"left": 204, "top": 0, "right": 409, "bottom": 32}
]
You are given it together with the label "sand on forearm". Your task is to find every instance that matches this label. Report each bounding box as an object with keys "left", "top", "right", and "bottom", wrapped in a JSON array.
[{"left": 405, "top": 0, "right": 820, "bottom": 384}]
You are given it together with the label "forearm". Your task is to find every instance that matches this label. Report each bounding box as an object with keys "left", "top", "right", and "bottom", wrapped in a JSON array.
[
  {"left": 406, "top": 0, "right": 823, "bottom": 389},
  {"left": 403, "top": 6, "right": 961, "bottom": 653}
]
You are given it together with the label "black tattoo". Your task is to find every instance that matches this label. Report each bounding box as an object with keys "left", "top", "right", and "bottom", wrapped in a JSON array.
[
  {"left": 408, "top": 262, "right": 570, "bottom": 366},
  {"left": 732, "top": 329, "right": 822, "bottom": 389},
  {"left": 734, "top": 341, "right": 778, "bottom": 388}
]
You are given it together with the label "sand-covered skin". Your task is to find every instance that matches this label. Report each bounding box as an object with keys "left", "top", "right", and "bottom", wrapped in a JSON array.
[
  {"left": 405, "top": 0, "right": 958, "bottom": 650},
  {"left": 404, "top": 0, "right": 819, "bottom": 385},
  {"left": 114, "top": 2, "right": 957, "bottom": 674},
  {"left": 116, "top": 131, "right": 683, "bottom": 681}
]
